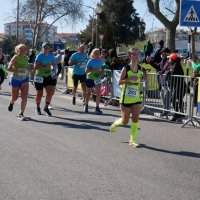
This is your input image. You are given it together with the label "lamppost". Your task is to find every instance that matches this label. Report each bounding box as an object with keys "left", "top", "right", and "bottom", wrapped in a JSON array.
[
  {"left": 99, "top": 34, "right": 104, "bottom": 49},
  {"left": 95, "top": 6, "right": 103, "bottom": 47},
  {"left": 81, "top": 4, "right": 95, "bottom": 46}
]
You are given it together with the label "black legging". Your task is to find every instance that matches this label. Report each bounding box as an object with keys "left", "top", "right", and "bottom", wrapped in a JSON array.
[
  {"left": 57, "top": 63, "right": 62, "bottom": 76},
  {"left": 0, "top": 68, "right": 5, "bottom": 85},
  {"left": 171, "top": 92, "right": 185, "bottom": 114}
]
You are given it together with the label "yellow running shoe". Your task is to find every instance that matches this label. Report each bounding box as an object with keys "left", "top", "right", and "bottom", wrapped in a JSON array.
[
  {"left": 129, "top": 140, "right": 140, "bottom": 148},
  {"left": 110, "top": 123, "right": 117, "bottom": 133}
]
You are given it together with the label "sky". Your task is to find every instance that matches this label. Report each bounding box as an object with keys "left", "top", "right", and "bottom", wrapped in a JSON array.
[{"left": 0, "top": 0, "right": 165, "bottom": 34}]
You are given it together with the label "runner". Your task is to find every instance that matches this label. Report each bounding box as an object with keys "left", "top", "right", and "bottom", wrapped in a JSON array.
[
  {"left": 110, "top": 48, "right": 147, "bottom": 148},
  {"left": 84, "top": 48, "right": 104, "bottom": 114},
  {"left": 0, "top": 48, "right": 7, "bottom": 90},
  {"left": 7, "top": 44, "right": 32, "bottom": 120},
  {"left": 34, "top": 42, "right": 56, "bottom": 117},
  {"left": 68, "top": 44, "right": 87, "bottom": 105},
  {"left": 48, "top": 44, "right": 58, "bottom": 110}
]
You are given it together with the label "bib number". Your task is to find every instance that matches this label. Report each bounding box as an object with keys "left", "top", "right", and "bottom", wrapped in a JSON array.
[
  {"left": 18, "top": 69, "right": 28, "bottom": 77},
  {"left": 34, "top": 75, "right": 44, "bottom": 83},
  {"left": 94, "top": 79, "right": 101, "bottom": 85},
  {"left": 125, "top": 86, "right": 137, "bottom": 97},
  {"left": 80, "top": 63, "right": 86, "bottom": 68}
]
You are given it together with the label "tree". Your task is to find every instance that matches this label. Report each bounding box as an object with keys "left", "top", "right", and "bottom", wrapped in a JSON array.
[
  {"left": 145, "top": 0, "right": 180, "bottom": 52},
  {"left": 100, "top": 0, "right": 146, "bottom": 48},
  {"left": 19, "top": 0, "right": 84, "bottom": 48},
  {"left": 79, "top": 0, "right": 145, "bottom": 49},
  {"left": 0, "top": 36, "right": 17, "bottom": 56}
]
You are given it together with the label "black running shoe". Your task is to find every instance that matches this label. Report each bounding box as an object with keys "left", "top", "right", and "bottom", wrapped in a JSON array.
[
  {"left": 8, "top": 103, "right": 14, "bottom": 112},
  {"left": 44, "top": 107, "right": 52, "bottom": 117},
  {"left": 95, "top": 107, "right": 103, "bottom": 115},
  {"left": 35, "top": 107, "right": 42, "bottom": 115}
]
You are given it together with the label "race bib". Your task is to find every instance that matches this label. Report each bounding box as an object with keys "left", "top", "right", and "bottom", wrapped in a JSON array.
[
  {"left": 80, "top": 63, "right": 86, "bottom": 68},
  {"left": 34, "top": 75, "right": 44, "bottom": 83},
  {"left": 18, "top": 69, "right": 29, "bottom": 77},
  {"left": 94, "top": 79, "right": 101, "bottom": 85},
  {"left": 125, "top": 86, "right": 137, "bottom": 97}
]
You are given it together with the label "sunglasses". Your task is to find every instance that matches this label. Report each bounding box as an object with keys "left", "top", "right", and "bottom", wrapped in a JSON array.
[{"left": 43, "top": 45, "right": 50, "bottom": 49}]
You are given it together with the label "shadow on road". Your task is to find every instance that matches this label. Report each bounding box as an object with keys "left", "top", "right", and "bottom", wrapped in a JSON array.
[
  {"left": 51, "top": 106, "right": 121, "bottom": 118},
  {"left": 140, "top": 144, "right": 200, "bottom": 158},
  {"left": 29, "top": 115, "right": 111, "bottom": 132}
]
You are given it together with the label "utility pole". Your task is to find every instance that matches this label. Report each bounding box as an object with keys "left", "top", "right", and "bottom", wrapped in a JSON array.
[{"left": 16, "top": 0, "right": 19, "bottom": 43}]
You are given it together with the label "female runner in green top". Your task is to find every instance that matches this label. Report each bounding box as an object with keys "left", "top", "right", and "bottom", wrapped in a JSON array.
[
  {"left": 8, "top": 44, "right": 33, "bottom": 120},
  {"left": 110, "top": 48, "right": 147, "bottom": 147}
]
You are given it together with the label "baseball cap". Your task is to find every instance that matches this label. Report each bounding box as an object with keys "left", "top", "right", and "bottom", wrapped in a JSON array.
[
  {"left": 160, "top": 47, "right": 170, "bottom": 53},
  {"left": 167, "top": 53, "right": 179, "bottom": 60},
  {"left": 42, "top": 42, "right": 50, "bottom": 49}
]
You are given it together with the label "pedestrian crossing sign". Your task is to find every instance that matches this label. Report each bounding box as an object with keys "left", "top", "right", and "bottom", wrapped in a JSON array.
[
  {"left": 184, "top": 6, "right": 199, "bottom": 22},
  {"left": 180, "top": 0, "right": 200, "bottom": 27}
]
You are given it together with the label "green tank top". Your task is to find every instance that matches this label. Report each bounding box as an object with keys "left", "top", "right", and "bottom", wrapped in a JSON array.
[
  {"left": 120, "top": 65, "right": 143, "bottom": 104},
  {"left": 13, "top": 55, "right": 29, "bottom": 78}
]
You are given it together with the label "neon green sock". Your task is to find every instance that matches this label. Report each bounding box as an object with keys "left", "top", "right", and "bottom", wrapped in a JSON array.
[
  {"left": 130, "top": 122, "right": 138, "bottom": 141},
  {"left": 114, "top": 118, "right": 123, "bottom": 127}
]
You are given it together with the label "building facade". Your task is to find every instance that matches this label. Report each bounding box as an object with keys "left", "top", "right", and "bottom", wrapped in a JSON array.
[
  {"left": 146, "top": 28, "right": 200, "bottom": 50},
  {"left": 4, "top": 21, "right": 57, "bottom": 44}
]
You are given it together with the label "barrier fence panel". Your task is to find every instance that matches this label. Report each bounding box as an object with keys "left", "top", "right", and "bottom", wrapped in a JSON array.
[
  {"left": 100, "top": 69, "right": 114, "bottom": 106},
  {"left": 141, "top": 72, "right": 196, "bottom": 125},
  {"left": 182, "top": 77, "right": 200, "bottom": 127}
]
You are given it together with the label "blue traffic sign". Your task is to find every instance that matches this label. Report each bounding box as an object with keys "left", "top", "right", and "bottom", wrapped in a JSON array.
[{"left": 180, "top": 0, "right": 200, "bottom": 27}]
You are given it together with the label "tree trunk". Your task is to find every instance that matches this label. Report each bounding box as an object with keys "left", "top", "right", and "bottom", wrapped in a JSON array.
[{"left": 166, "top": 27, "right": 176, "bottom": 52}]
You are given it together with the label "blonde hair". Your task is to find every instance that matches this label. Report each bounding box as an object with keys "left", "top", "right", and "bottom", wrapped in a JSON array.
[
  {"left": 127, "top": 48, "right": 139, "bottom": 57},
  {"left": 89, "top": 48, "right": 100, "bottom": 58},
  {"left": 15, "top": 44, "right": 26, "bottom": 53}
]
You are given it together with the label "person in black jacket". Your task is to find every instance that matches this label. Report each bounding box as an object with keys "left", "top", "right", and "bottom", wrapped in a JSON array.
[
  {"left": 153, "top": 40, "right": 164, "bottom": 64},
  {"left": 165, "top": 53, "right": 186, "bottom": 121}
]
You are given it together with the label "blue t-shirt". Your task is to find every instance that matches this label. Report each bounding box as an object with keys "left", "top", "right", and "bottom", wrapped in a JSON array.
[
  {"left": 35, "top": 53, "right": 55, "bottom": 77},
  {"left": 86, "top": 58, "right": 103, "bottom": 80},
  {"left": 69, "top": 52, "right": 88, "bottom": 75}
]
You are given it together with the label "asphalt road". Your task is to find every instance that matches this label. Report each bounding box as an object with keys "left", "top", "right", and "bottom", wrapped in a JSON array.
[{"left": 0, "top": 78, "right": 199, "bottom": 200}]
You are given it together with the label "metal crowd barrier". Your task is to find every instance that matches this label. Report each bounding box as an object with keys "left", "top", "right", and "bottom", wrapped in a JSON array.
[
  {"left": 141, "top": 72, "right": 200, "bottom": 128},
  {"left": 182, "top": 77, "right": 200, "bottom": 127}
]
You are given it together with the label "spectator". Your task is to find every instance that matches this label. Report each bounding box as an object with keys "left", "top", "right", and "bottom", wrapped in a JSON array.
[
  {"left": 153, "top": 40, "right": 164, "bottom": 64},
  {"left": 109, "top": 48, "right": 121, "bottom": 71},
  {"left": 87, "top": 42, "right": 94, "bottom": 57},
  {"left": 188, "top": 56, "right": 200, "bottom": 107},
  {"left": 56, "top": 49, "right": 62, "bottom": 77},
  {"left": 144, "top": 39, "right": 153, "bottom": 63},
  {"left": 63, "top": 48, "right": 70, "bottom": 84},
  {"left": 165, "top": 53, "right": 186, "bottom": 121},
  {"left": 146, "top": 48, "right": 171, "bottom": 113},
  {"left": 28, "top": 49, "right": 36, "bottom": 64}
]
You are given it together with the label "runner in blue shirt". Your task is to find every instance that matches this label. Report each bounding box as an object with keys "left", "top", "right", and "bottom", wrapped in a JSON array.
[
  {"left": 84, "top": 48, "right": 104, "bottom": 114},
  {"left": 68, "top": 44, "right": 88, "bottom": 105}
]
